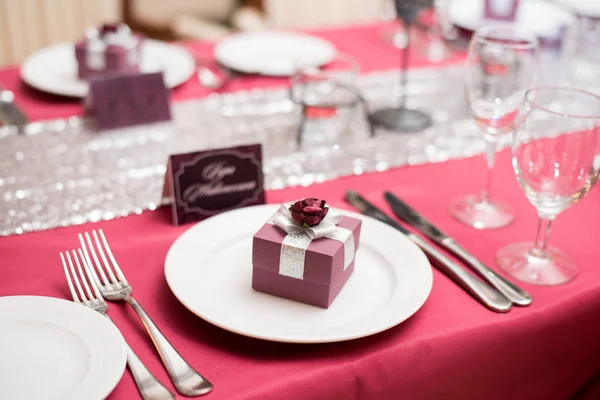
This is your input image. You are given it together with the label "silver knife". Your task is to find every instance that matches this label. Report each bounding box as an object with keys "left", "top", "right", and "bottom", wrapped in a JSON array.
[
  {"left": 384, "top": 191, "right": 532, "bottom": 306},
  {"left": 0, "top": 85, "right": 29, "bottom": 128},
  {"left": 344, "top": 190, "right": 512, "bottom": 313}
]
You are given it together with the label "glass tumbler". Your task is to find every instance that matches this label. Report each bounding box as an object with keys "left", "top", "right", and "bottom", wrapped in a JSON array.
[{"left": 290, "top": 54, "right": 363, "bottom": 148}]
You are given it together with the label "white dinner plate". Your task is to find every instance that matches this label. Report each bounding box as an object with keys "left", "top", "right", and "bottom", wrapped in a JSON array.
[
  {"left": 449, "top": 0, "right": 575, "bottom": 39},
  {"left": 214, "top": 31, "right": 337, "bottom": 76},
  {"left": 165, "top": 204, "right": 433, "bottom": 343},
  {"left": 0, "top": 296, "right": 127, "bottom": 400},
  {"left": 20, "top": 39, "right": 196, "bottom": 98},
  {"left": 555, "top": 0, "right": 600, "bottom": 18}
]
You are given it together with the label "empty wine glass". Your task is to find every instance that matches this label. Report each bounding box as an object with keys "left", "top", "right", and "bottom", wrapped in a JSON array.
[
  {"left": 497, "top": 87, "right": 600, "bottom": 285},
  {"left": 450, "top": 26, "right": 538, "bottom": 229}
]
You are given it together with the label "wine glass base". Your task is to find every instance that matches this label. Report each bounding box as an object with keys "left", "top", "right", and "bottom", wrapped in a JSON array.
[
  {"left": 497, "top": 242, "right": 578, "bottom": 286},
  {"left": 449, "top": 195, "right": 514, "bottom": 229},
  {"left": 369, "top": 107, "right": 432, "bottom": 133}
]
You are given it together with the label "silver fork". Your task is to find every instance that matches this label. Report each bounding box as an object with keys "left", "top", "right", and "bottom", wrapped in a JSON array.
[
  {"left": 60, "top": 249, "right": 175, "bottom": 400},
  {"left": 79, "top": 229, "right": 214, "bottom": 397}
]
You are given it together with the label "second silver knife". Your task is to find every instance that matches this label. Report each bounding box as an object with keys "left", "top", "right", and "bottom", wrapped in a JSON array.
[
  {"left": 384, "top": 192, "right": 532, "bottom": 306},
  {"left": 345, "top": 190, "right": 512, "bottom": 313}
]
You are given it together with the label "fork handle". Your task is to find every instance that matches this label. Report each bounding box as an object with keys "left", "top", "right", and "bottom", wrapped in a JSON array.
[
  {"left": 106, "top": 315, "right": 175, "bottom": 400},
  {"left": 125, "top": 342, "right": 176, "bottom": 400},
  {"left": 124, "top": 296, "right": 214, "bottom": 396}
]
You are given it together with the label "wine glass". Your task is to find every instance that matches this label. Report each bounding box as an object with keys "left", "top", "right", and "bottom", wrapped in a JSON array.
[
  {"left": 449, "top": 26, "right": 538, "bottom": 229},
  {"left": 497, "top": 87, "right": 600, "bottom": 285}
]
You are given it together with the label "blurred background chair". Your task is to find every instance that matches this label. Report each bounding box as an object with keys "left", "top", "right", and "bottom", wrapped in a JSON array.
[
  {"left": 126, "top": 0, "right": 383, "bottom": 42},
  {"left": 261, "top": 0, "right": 380, "bottom": 29},
  {"left": 0, "top": 0, "right": 122, "bottom": 66}
]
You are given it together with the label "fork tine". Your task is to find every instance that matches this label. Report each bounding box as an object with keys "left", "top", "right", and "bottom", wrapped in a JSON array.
[
  {"left": 79, "top": 248, "right": 105, "bottom": 303},
  {"left": 72, "top": 249, "right": 94, "bottom": 301},
  {"left": 80, "top": 232, "right": 111, "bottom": 287},
  {"left": 78, "top": 235, "right": 104, "bottom": 291},
  {"left": 60, "top": 252, "right": 81, "bottom": 303},
  {"left": 98, "top": 229, "right": 129, "bottom": 285},
  {"left": 66, "top": 251, "right": 88, "bottom": 304},
  {"left": 92, "top": 230, "right": 119, "bottom": 284}
]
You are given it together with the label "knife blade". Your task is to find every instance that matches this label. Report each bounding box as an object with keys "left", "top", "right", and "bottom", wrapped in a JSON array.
[
  {"left": 344, "top": 190, "right": 512, "bottom": 313},
  {"left": 0, "top": 85, "right": 28, "bottom": 128},
  {"left": 384, "top": 191, "right": 532, "bottom": 306}
]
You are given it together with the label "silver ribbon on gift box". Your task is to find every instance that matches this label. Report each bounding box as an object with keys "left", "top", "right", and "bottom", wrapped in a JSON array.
[
  {"left": 267, "top": 203, "right": 355, "bottom": 280},
  {"left": 85, "top": 24, "right": 140, "bottom": 71}
]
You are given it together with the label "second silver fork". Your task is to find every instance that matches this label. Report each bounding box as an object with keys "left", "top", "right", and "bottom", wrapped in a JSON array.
[
  {"left": 79, "top": 229, "right": 213, "bottom": 397},
  {"left": 60, "top": 249, "right": 175, "bottom": 400}
]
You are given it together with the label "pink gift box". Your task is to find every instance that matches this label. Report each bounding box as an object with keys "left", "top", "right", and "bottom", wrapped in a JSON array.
[
  {"left": 75, "top": 24, "right": 143, "bottom": 80},
  {"left": 252, "top": 215, "right": 361, "bottom": 308}
]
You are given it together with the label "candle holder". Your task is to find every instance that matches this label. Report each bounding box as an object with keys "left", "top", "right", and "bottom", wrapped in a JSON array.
[{"left": 370, "top": 0, "right": 434, "bottom": 133}]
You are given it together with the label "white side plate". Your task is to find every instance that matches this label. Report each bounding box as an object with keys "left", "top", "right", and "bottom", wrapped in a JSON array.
[
  {"left": 449, "top": 0, "right": 575, "bottom": 38},
  {"left": 214, "top": 31, "right": 337, "bottom": 76},
  {"left": 165, "top": 204, "right": 433, "bottom": 343},
  {"left": 20, "top": 40, "right": 196, "bottom": 98},
  {"left": 0, "top": 295, "right": 126, "bottom": 400}
]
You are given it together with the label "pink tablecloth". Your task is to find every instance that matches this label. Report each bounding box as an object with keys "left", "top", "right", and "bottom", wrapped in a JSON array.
[
  {"left": 1, "top": 24, "right": 600, "bottom": 400},
  {"left": 2, "top": 149, "right": 600, "bottom": 400},
  {"left": 0, "top": 24, "right": 465, "bottom": 122}
]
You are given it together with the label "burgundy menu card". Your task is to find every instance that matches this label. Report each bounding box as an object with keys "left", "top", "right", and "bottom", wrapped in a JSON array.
[
  {"left": 87, "top": 72, "right": 171, "bottom": 131},
  {"left": 163, "top": 144, "right": 265, "bottom": 226}
]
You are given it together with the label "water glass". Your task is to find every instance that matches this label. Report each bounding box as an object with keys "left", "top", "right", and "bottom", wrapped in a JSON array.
[
  {"left": 566, "top": 16, "right": 600, "bottom": 91},
  {"left": 497, "top": 87, "right": 600, "bottom": 285}
]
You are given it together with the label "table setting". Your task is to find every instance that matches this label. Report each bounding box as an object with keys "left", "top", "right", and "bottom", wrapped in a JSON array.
[{"left": 2, "top": 0, "right": 600, "bottom": 399}]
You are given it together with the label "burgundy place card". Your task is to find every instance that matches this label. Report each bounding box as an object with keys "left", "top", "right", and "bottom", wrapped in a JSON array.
[
  {"left": 484, "top": 0, "right": 520, "bottom": 21},
  {"left": 163, "top": 144, "right": 265, "bottom": 226},
  {"left": 87, "top": 71, "right": 171, "bottom": 131}
]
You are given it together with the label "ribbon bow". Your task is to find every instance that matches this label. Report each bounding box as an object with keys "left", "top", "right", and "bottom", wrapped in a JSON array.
[
  {"left": 86, "top": 24, "right": 138, "bottom": 51},
  {"left": 272, "top": 203, "right": 342, "bottom": 239},
  {"left": 84, "top": 24, "right": 140, "bottom": 71}
]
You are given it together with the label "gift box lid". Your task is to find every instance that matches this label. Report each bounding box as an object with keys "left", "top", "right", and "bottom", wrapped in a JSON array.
[{"left": 252, "top": 214, "right": 361, "bottom": 286}]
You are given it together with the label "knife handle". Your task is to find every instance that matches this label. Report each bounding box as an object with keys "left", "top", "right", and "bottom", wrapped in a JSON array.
[
  {"left": 442, "top": 239, "right": 532, "bottom": 306},
  {"left": 409, "top": 234, "right": 512, "bottom": 313}
]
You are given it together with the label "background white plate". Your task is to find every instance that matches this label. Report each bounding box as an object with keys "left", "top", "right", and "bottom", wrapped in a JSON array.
[
  {"left": 20, "top": 39, "right": 196, "bottom": 98},
  {"left": 0, "top": 296, "right": 126, "bottom": 400},
  {"left": 449, "top": 0, "right": 575, "bottom": 38},
  {"left": 214, "top": 31, "right": 337, "bottom": 76},
  {"left": 165, "top": 204, "right": 433, "bottom": 343}
]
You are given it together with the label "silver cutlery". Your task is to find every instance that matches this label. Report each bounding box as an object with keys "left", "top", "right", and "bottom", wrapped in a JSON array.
[
  {"left": 345, "top": 190, "right": 512, "bottom": 313},
  {"left": 198, "top": 66, "right": 230, "bottom": 90},
  {"left": 78, "top": 229, "right": 214, "bottom": 397},
  {"left": 60, "top": 249, "right": 175, "bottom": 400},
  {"left": 0, "top": 84, "right": 28, "bottom": 127},
  {"left": 196, "top": 58, "right": 233, "bottom": 90},
  {"left": 384, "top": 192, "right": 532, "bottom": 306}
]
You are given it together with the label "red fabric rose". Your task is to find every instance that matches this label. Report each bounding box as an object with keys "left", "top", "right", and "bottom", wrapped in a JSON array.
[{"left": 289, "top": 198, "right": 329, "bottom": 227}]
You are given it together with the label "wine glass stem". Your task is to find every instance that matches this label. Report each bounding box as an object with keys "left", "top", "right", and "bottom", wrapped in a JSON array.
[
  {"left": 399, "top": 22, "right": 411, "bottom": 108},
  {"left": 531, "top": 217, "right": 553, "bottom": 257},
  {"left": 481, "top": 136, "right": 496, "bottom": 203}
]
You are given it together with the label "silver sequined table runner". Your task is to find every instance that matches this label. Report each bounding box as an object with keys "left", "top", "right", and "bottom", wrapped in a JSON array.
[{"left": 0, "top": 65, "right": 503, "bottom": 236}]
